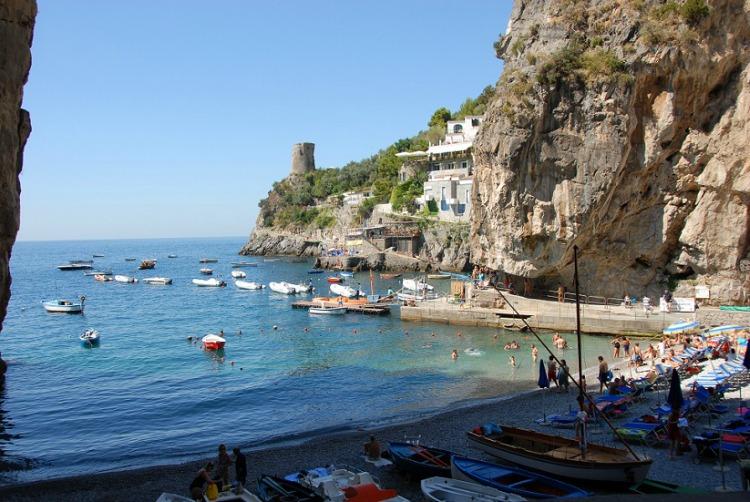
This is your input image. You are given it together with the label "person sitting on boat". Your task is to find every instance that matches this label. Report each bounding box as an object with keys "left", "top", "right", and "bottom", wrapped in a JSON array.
[
  {"left": 363, "top": 435, "right": 381, "bottom": 460},
  {"left": 189, "top": 461, "right": 217, "bottom": 500}
]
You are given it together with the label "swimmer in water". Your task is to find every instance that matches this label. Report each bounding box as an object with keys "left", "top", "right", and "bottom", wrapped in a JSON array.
[
  {"left": 510, "top": 355, "right": 517, "bottom": 367},
  {"left": 451, "top": 349, "right": 459, "bottom": 360}
]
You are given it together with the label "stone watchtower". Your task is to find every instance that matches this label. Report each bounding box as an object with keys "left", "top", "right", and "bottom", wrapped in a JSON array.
[{"left": 290, "top": 142, "right": 315, "bottom": 176}]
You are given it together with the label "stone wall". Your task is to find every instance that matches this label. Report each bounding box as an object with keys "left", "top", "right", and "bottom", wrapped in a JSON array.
[{"left": 0, "top": 1, "right": 36, "bottom": 353}]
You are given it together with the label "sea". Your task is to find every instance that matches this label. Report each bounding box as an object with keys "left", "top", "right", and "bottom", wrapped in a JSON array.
[{"left": 0, "top": 237, "right": 615, "bottom": 484}]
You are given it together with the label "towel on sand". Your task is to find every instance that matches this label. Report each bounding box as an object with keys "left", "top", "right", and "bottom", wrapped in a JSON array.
[{"left": 362, "top": 455, "right": 392, "bottom": 467}]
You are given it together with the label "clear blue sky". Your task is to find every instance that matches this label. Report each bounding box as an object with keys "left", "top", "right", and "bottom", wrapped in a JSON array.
[{"left": 19, "top": 0, "right": 511, "bottom": 241}]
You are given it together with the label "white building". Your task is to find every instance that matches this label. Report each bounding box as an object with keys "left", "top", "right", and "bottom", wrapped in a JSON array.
[{"left": 397, "top": 115, "right": 482, "bottom": 223}]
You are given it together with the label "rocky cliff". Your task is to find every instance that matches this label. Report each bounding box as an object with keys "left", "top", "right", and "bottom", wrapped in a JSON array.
[
  {"left": 0, "top": 1, "right": 35, "bottom": 348},
  {"left": 472, "top": 0, "right": 750, "bottom": 303}
]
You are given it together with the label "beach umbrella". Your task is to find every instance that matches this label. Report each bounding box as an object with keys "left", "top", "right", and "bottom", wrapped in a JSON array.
[
  {"left": 663, "top": 320, "right": 700, "bottom": 336},
  {"left": 667, "top": 369, "right": 684, "bottom": 412},
  {"left": 708, "top": 325, "right": 747, "bottom": 335},
  {"left": 538, "top": 360, "right": 549, "bottom": 422}
]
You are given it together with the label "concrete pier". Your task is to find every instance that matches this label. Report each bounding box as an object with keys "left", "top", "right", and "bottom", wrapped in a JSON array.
[{"left": 400, "top": 289, "right": 750, "bottom": 336}]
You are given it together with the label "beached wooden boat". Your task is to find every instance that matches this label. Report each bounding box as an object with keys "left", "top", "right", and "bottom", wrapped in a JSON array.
[
  {"left": 157, "top": 488, "right": 261, "bottom": 501},
  {"left": 192, "top": 278, "right": 225, "bottom": 287},
  {"left": 466, "top": 425, "right": 652, "bottom": 485},
  {"left": 388, "top": 442, "right": 452, "bottom": 479},
  {"left": 235, "top": 280, "right": 264, "bottom": 290},
  {"left": 380, "top": 273, "right": 402, "bottom": 279},
  {"left": 629, "top": 479, "right": 705, "bottom": 495},
  {"left": 43, "top": 298, "right": 85, "bottom": 313},
  {"left": 257, "top": 475, "right": 325, "bottom": 502},
  {"left": 450, "top": 456, "right": 589, "bottom": 500},
  {"left": 421, "top": 476, "right": 526, "bottom": 502}
]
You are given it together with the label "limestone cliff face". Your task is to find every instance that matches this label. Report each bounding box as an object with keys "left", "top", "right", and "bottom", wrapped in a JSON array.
[
  {"left": 472, "top": 0, "right": 750, "bottom": 303},
  {"left": 0, "top": 1, "right": 36, "bottom": 336}
]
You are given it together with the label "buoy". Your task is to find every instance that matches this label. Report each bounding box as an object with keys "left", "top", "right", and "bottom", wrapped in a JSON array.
[{"left": 272, "top": 325, "right": 278, "bottom": 330}]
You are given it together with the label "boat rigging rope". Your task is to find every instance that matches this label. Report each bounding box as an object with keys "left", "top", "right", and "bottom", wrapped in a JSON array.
[{"left": 488, "top": 274, "right": 643, "bottom": 461}]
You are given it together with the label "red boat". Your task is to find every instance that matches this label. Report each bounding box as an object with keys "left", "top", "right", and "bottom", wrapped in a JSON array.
[
  {"left": 327, "top": 277, "right": 343, "bottom": 283},
  {"left": 201, "top": 334, "right": 226, "bottom": 351}
]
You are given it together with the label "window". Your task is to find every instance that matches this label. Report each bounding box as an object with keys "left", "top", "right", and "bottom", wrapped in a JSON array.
[
  {"left": 447, "top": 162, "right": 454, "bottom": 170},
  {"left": 453, "top": 124, "right": 463, "bottom": 133},
  {"left": 430, "top": 163, "right": 439, "bottom": 171},
  {"left": 441, "top": 186, "right": 446, "bottom": 200},
  {"left": 471, "top": 118, "right": 480, "bottom": 127},
  {"left": 461, "top": 161, "right": 468, "bottom": 169}
]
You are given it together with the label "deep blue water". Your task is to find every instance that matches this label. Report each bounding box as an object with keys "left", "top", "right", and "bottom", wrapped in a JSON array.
[{"left": 0, "top": 237, "right": 614, "bottom": 483}]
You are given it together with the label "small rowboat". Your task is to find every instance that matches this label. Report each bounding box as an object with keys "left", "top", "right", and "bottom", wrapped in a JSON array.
[
  {"left": 308, "top": 269, "right": 324, "bottom": 274},
  {"left": 380, "top": 273, "right": 402, "bottom": 279},
  {"left": 231, "top": 261, "right": 258, "bottom": 268},
  {"left": 340, "top": 271, "right": 354, "bottom": 278},
  {"left": 199, "top": 258, "right": 218, "bottom": 263},
  {"left": 309, "top": 306, "right": 347, "bottom": 315},
  {"left": 388, "top": 442, "right": 452, "bottom": 479},
  {"left": 43, "top": 297, "right": 85, "bottom": 313},
  {"left": 235, "top": 280, "right": 264, "bottom": 290},
  {"left": 193, "top": 278, "right": 226, "bottom": 287},
  {"left": 421, "top": 476, "right": 526, "bottom": 502},
  {"left": 200, "top": 268, "right": 213, "bottom": 275},
  {"left": 451, "top": 456, "right": 589, "bottom": 499},
  {"left": 167, "top": 254, "right": 178, "bottom": 258},
  {"left": 327, "top": 276, "right": 343, "bottom": 284},
  {"left": 114, "top": 275, "right": 138, "bottom": 283},
  {"left": 138, "top": 259, "right": 156, "bottom": 270},
  {"left": 427, "top": 273, "right": 451, "bottom": 280},
  {"left": 142, "top": 277, "right": 172, "bottom": 285},
  {"left": 80, "top": 329, "right": 100, "bottom": 346},
  {"left": 231, "top": 270, "right": 247, "bottom": 279},
  {"left": 201, "top": 334, "right": 225, "bottom": 350},
  {"left": 466, "top": 424, "right": 652, "bottom": 485},
  {"left": 257, "top": 474, "right": 325, "bottom": 502}
]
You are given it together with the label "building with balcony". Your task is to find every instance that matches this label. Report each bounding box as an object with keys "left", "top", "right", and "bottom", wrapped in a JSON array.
[{"left": 396, "top": 115, "right": 482, "bottom": 223}]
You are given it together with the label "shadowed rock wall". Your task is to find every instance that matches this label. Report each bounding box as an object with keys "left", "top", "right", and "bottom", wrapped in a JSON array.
[
  {"left": 0, "top": 0, "right": 36, "bottom": 344},
  {"left": 472, "top": 0, "right": 750, "bottom": 303}
]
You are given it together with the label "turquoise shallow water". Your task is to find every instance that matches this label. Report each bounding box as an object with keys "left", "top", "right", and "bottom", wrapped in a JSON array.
[{"left": 0, "top": 237, "right": 614, "bottom": 483}]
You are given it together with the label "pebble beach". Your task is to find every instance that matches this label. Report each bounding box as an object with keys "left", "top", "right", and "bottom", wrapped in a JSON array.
[{"left": 0, "top": 356, "right": 745, "bottom": 501}]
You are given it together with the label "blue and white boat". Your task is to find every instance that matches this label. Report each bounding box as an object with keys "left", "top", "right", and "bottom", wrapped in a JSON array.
[
  {"left": 340, "top": 271, "right": 354, "bottom": 278},
  {"left": 308, "top": 269, "right": 324, "bottom": 274},
  {"left": 451, "top": 456, "right": 589, "bottom": 499},
  {"left": 388, "top": 442, "right": 453, "bottom": 479},
  {"left": 662, "top": 320, "right": 700, "bottom": 335},
  {"left": 43, "top": 297, "right": 85, "bottom": 314}
]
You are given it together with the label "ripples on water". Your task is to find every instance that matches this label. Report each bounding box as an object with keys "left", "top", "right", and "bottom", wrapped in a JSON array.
[{"left": 0, "top": 237, "right": 615, "bottom": 483}]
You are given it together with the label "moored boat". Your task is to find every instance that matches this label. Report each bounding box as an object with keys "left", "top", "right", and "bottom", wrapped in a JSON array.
[
  {"left": 79, "top": 328, "right": 100, "bottom": 346},
  {"left": 43, "top": 297, "right": 85, "bottom": 313},
  {"left": 142, "top": 277, "right": 172, "bottom": 285},
  {"left": 231, "top": 270, "right": 247, "bottom": 279},
  {"left": 94, "top": 274, "right": 113, "bottom": 282},
  {"left": 167, "top": 254, "right": 178, "bottom": 258},
  {"left": 327, "top": 276, "right": 343, "bottom": 283},
  {"left": 231, "top": 261, "right": 258, "bottom": 268},
  {"left": 199, "top": 258, "right": 218, "bottom": 263},
  {"left": 138, "top": 259, "right": 157, "bottom": 270},
  {"left": 427, "top": 273, "right": 451, "bottom": 280},
  {"left": 57, "top": 260, "right": 93, "bottom": 271},
  {"left": 308, "top": 269, "right": 324, "bottom": 274},
  {"left": 114, "top": 274, "right": 138, "bottom": 283},
  {"left": 192, "top": 278, "right": 226, "bottom": 287},
  {"left": 200, "top": 268, "right": 213, "bottom": 275},
  {"left": 201, "top": 334, "right": 226, "bottom": 350},
  {"left": 84, "top": 270, "right": 112, "bottom": 276},
  {"left": 257, "top": 474, "right": 325, "bottom": 502},
  {"left": 421, "top": 476, "right": 526, "bottom": 502},
  {"left": 403, "top": 279, "right": 434, "bottom": 291},
  {"left": 269, "top": 282, "right": 295, "bottom": 294},
  {"left": 330, "top": 283, "right": 364, "bottom": 298},
  {"left": 309, "top": 306, "right": 347, "bottom": 315},
  {"left": 466, "top": 424, "right": 652, "bottom": 485},
  {"left": 235, "top": 280, "right": 264, "bottom": 290},
  {"left": 450, "top": 456, "right": 589, "bottom": 500},
  {"left": 125, "top": 257, "right": 136, "bottom": 262},
  {"left": 340, "top": 271, "right": 354, "bottom": 278},
  {"left": 388, "top": 442, "right": 452, "bottom": 479},
  {"left": 380, "top": 273, "right": 402, "bottom": 279},
  {"left": 289, "top": 282, "right": 313, "bottom": 294},
  {"left": 397, "top": 291, "right": 438, "bottom": 302}
]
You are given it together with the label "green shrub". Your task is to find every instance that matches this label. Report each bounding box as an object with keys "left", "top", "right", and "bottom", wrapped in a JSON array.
[
  {"left": 536, "top": 43, "right": 584, "bottom": 86},
  {"left": 581, "top": 49, "right": 628, "bottom": 80},
  {"left": 357, "top": 197, "right": 378, "bottom": 222},
  {"left": 390, "top": 178, "right": 424, "bottom": 212},
  {"left": 680, "top": 0, "right": 709, "bottom": 25}
]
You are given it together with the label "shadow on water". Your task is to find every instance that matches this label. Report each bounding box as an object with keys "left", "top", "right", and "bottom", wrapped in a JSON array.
[{"left": 0, "top": 380, "right": 34, "bottom": 483}]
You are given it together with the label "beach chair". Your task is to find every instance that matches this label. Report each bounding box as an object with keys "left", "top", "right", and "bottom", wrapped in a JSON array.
[
  {"left": 692, "top": 431, "right": 750, "bottom": 463},
  {"left": 615, "top": 421, "right": 667, "bottom": 447}
]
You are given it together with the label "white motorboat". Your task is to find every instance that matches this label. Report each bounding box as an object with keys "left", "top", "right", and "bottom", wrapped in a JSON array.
[
  {"left": 231, "top": 261, "right": 258, "bottom": 268},
  {"left": 403, "top": 278, "right": 434, "bottom": 291},
  {"left": 84, "top": 270, "right": 112, "bottom": 276},
  {"left": 288, "top": 467, "right": 405, "bottom": 502},
  {"left": 397, "top": 290, "right": 438, "bottom": 302},
  {"left": 142, "top": 277, "right": 172, "bottom": 285},
  {"left": 114, "top": 275, "right": 138, "bottom": 283},
  {"left": 288, "top": 282, "right": 313, "bottom": 294},
  {"left": 156, "top": 488, "right": 261, "bottom": 502},
  {"left": 43, "top": 297, "right": 85, "bottom": 313},
  {"left": 235, "top": 280, "right": 264, "bottom": 290},
  {"left": 231, "top": 270, "right": 247, "bottom": 279},
  {"left": 309, "top": 306, "right": 347, "bottom": 315},
  {"left": 57, "top": 260, "right": 93, "bottom": 271},
  {"left": 192, "top": 278, "right": 226, "bottom": 287},
  {"left": 330, "top": 283, "right": 365, "bottom": 298},
  {"left": 421, "top": 476, "right": 526, "bottom": 502},
  {"left": 269, "top": 281, "right": 295, "bottom": 294},
  {"left": 79, "top": 329, "right": 100, "bottom": 346},
  {"left": 200, "top": 268, "right": 213, "bottom": 275}
]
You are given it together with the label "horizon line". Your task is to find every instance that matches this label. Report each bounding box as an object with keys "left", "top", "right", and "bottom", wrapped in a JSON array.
[{"left": 15, "top": 234, "right": 251, "bottom": 244}]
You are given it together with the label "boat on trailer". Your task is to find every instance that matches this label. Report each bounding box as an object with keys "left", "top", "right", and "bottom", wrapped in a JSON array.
[
  {"left": 467, "top": 424, "right": 651, "bottom": 485},
  {"left": 450, "top": 456, "right": 589, "bottom": 500},
  {"left": 420, "top": 476, "right": 526, "bottom": 502}
]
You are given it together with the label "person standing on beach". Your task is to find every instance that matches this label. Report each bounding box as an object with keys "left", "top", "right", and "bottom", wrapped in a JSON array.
[
  {"left": 216, "top": 444, "right": 232, "bottom": 488},
  {"left": 233, "top": 447, "right": 247, "bottom": 488},
  {"left": 622, "top": 337, "right": 631, "bottom": 357},
  {"left": 667, "top": 409, "right": 680, "bottom": 459},
  {"left": 597, "top": 356, "right": 609, "bottom": 393},
  {"left": 547, "top": 356, "right": 558, "bottom": 388},
  {"left": 611, "top": 337, "right": 621, "bottom": 358}
]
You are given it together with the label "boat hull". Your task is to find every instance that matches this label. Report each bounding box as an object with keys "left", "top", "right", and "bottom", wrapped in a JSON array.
[
  {"left": 43, "top": 301, "right": 83, "bottom": 313},
  {"left": 421, "top": 476, "right": 525, "bottom": 502},
  {"left": 202, "top": 334, "right": 226, "bottom": 350},
  {"left": 236, "top": 280, "right": 264, "bottom": 290},
  {"left": 309, "top": 307, "right": 347, "bottom": 315},
  {"left": 388, "top": 442, "right": 452, "bottom": 479},
  {"left": 143, "top": 277, "right": 172, "bottom": 285},
  {"left": 192, "top": 278, "right": 225, "bottom": 287},
  {"left": 467, "top": 428, "right": 651, "bottom": 485}
]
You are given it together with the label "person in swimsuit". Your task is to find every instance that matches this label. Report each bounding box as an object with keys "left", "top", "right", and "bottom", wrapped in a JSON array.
[{"left": 597, "top": 356, "right": 609, "bottom": 393}]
